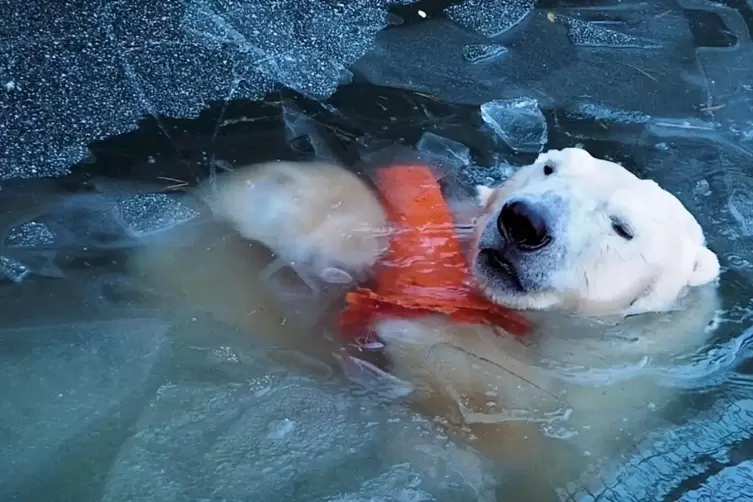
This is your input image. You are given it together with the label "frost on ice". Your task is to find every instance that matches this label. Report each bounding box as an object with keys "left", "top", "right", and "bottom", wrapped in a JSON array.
[
  {"left": 445, "top": 0, "right": 534, "bottom": 38},
  {"left": 554, "top": 15, "right": 662, "bottom": 49},
  {"left": 462, "top": 43, "right": 508, "bottom": 64},
  {"left": 0, "top": 0, "right": 414, "bottom": 180}
]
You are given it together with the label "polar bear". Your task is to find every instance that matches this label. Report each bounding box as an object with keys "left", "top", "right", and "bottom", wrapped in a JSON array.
[
  {"left": 371, "top": 148, "right": 721, "bottom": 494},
  {"left": 130, "top": 148, "right": 721, "bottom": 497}
]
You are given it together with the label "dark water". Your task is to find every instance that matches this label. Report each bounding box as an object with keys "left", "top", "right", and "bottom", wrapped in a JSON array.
[{"left": 2, "top": 1, "right": 753, "bottom": 501}]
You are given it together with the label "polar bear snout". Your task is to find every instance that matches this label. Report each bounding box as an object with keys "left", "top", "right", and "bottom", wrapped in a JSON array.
[
  {"left": 498, "top": 200, "right": 552, "bottom": 252},
  {"left": 474, "top": 195, "right": 564, "bottom": 299},
  {"left": 473, "top": 187, "right": 571, "bottom": 307}
]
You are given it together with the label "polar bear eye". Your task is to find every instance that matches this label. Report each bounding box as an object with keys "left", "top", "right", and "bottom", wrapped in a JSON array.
[
  {"left": 611, "top": 218, "right": 634, "bottom": 240},
  {"left": 543, "top": 163, "right": 555, "bottom": 176}
]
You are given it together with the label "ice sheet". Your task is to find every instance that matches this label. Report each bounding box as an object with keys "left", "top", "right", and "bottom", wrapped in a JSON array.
[
  {"left": 101, "top": 345, "right": 496, "bottom": 502},
  {"left": 0, "top": 318, "right": 170, "bottom": 500},
  {"left": 632, "top": 126, "right": 753, "bottom": 271},
  {"left": 555, "top": 14, "right": 662, "bottom": 49},
  {"left": 679, "top": 460, "right": 753, "bottom": 502},
  {"left": 688, "top": 1, "right": 753, "bottom": 144},
  {"left": 563, "top": 398, "right": 753, "bottom": 501},
  {"left": 117, "top": 193, "right": 200, "bottom": 237},
  {"left": 354, "top": 3, "right": 706, "bottom": 110},
  {"left": 6, "top": 221, "right": 56, "bottom": 247},
  {"left": 0, "top": 0, "right": 415, "bottom": 180},
  {"left": 554, "top": 100, "right": 654, "bottom": 144},
  {"left": 0, "top": 256, "right": 30, "bottom": 283}
]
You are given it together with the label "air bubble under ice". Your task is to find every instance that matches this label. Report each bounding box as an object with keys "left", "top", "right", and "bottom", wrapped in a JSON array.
[{"left": 480, "top": 97, "right": 548, "bottom": 153}]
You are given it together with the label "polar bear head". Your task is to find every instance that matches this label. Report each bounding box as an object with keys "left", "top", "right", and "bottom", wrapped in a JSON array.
[{"left": 471, "top": 148, "right": 720, "bottom": 316}]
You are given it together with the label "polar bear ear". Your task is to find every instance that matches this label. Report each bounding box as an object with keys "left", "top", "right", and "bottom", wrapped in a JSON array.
[{"left": 688, "top": 246, "right": 720, "bottom": 287}]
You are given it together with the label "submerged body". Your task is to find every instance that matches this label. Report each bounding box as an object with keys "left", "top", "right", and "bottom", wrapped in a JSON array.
[
  {"left": 130, "top": 149, "right": 721, "bottom": 495},
  {"left": 196, "top": 161, "right": 389, "bottom": 289}
]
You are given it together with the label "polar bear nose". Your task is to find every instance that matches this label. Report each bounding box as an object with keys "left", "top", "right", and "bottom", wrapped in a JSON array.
[{"left": 497, "top": 200, "right": 551, "bottom": 251}]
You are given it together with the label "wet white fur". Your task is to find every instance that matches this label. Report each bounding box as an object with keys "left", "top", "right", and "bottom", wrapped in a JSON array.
[{"left": 196, "top": 161, "right": 389, "bottom": 286}]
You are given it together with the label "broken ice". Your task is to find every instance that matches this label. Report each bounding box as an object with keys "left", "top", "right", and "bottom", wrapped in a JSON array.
[
  {"left": 182, "top": 0, "right": 394, "bottom": 100},
  {"left": 445, "top": 0, "right": 534, "bottom": 38},
  {"left": 457, "top": 155, "right": 518, "bottom": 187},
  {"left": 480, "top": 97, "right": 548, "bottom": 153},
  {"left": 416, "top": 132, "right": 471, "bottom": 174},
  {"left": 0, "top": 179, "right": 207, "bottom": 254},
  {"left": 463, "top": 44, "right": 508, "bottom": 64},
  {"left": 282, "top": 101, "right": 339, "bottom": 162}
]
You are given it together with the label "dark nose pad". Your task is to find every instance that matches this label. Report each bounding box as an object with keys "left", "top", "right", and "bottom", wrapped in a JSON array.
[{"left": 497, "top": 200, "right": 551, "bottom": 251}]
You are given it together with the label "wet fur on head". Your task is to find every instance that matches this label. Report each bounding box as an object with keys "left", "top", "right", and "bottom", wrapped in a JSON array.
[{"left": 471, "top": 147, "right": 720, "bottom": 316}]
